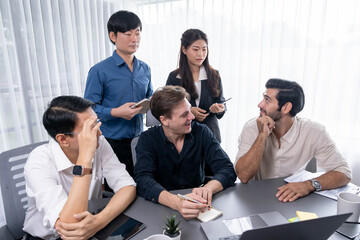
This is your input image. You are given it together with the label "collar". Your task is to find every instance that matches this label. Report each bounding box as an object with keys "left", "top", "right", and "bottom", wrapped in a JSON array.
[
  {"left": 49, "top": 137, "right": 98, "bottom": 172},
  {"left": 198, "top": 65, "right": 207, "bottom": 81},
  {"left": 176, "top": 65, "right": 207, "bottom": 81},
  {"left": 112, "top": 50, "right": 138, "bottom": 67},
  {"left": 281, "top": 117, "right": 298, "bottom": 143},
  {"left": 49, "top": 138, "right": 74, "bottom": 172},
  {"left": 159, "top": 122, "right": 195, "bottom": 144}
]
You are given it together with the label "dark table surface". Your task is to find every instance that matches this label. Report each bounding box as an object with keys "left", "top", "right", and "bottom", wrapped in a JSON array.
[{"left": 90, "top": 178, "right": 350, "bottom": 240}]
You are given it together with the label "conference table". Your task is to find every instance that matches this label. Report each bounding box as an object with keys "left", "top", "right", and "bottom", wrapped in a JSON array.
[{"left": 91, "top": 178, "right": 352, "bottom": 240}]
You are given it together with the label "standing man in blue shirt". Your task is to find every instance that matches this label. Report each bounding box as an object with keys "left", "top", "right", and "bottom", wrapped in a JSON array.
[{"left": 85, "top": 10, "right": 153, "bottom": 178}]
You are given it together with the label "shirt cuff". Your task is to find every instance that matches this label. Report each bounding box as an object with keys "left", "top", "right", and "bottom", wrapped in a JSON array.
[
  {"left": 101, "top": 107, "right": 114, "bottom": 121},
  {"left": 143, "top": 184, "right": 166, "bottom": 203},
  {"left": 213, "top": 173, "right": 235, "bottom": 190}
]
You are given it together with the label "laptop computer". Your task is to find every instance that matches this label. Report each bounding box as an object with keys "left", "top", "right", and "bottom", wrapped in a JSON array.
[{"left": 201, "top": 211, "right": 351, "bottom": 240}]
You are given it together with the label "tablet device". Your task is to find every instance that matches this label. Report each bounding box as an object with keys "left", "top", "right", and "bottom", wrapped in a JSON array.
[
  {"left": 336, "top": 222, "right": 360, "bottom": 239},
  {"left": 93, "top": 213, "right": 146, "bottom": 240},
  {"left": 130, "top": 99, "right": 150, "bottom": 114}
]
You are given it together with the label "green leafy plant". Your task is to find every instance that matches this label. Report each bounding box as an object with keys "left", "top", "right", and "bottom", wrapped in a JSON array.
[{"left": 162, "top": 214, "right": 181, "bottom": 237}]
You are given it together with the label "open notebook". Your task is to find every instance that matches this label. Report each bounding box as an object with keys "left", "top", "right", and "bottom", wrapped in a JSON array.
[{"left": 198, "top": 206, "right": 223, "bottom": 222}]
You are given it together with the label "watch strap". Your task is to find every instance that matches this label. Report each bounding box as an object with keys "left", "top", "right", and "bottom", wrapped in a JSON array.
[
  {"left": 82, "top": 167, "right": 92, "bottom": 175},
  {"left": 73, "top": 165, "right": 92, "bottom": 176}
]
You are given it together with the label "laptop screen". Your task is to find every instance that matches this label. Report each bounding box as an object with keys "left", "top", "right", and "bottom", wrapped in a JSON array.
[{"left": 222, "top": 215, "right": 268, "bottom": 235}]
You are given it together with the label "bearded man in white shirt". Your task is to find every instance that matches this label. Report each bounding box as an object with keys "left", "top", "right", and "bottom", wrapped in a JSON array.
[
  {"left": 235, "top": 78, "right": 351, "bottom": 203},
  {"left": 23, "top": 96, "right": 136, "bottom": 240}
]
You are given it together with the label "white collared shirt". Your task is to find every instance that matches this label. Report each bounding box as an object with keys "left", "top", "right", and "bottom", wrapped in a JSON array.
[
  {"left": 177, "top": 66, "right": 207, "bottom": 107},
  {"left": 235, "top": 117, "right": 352, "bottom": 180},
  {"left": 23, "top": 136, "right": 136, "bottom": 239}
]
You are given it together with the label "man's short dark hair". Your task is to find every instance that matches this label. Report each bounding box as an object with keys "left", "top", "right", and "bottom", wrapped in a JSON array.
[
  {"left": 265, "top": 78, "right": 305, "bottom": 117},
  {"left": 150, "top": 86, "right": 190, "bottom": 121},
  {"left": 43, "top": 96, "right": 94, "bottom": 139},
  {"left": 107, "top": 10, "right": 142, "bottom": 44}
]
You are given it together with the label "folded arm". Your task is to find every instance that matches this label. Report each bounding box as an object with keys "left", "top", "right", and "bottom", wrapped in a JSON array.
[{"left": 56, "top": 186, "right": 136, "bottom": 239}]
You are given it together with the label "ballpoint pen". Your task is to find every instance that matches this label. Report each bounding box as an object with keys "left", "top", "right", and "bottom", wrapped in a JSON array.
[
  {"left": 219, "top": 97, "right": 232, "bottom": 104},
  {"left": 177, "top": 194, "right": 213, "bottom": 209}
]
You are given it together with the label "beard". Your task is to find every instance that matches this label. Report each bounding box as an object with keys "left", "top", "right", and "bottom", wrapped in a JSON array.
[
  {"left": 267, "top": 110, "right": 282, "bottom": 122},
  {"left": 260, "top": 108, "right": 282, "bottom": 122}
]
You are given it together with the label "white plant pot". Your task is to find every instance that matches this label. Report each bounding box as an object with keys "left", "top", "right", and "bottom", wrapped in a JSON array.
[{"left": 163, "top": 229, "right": 181, "bottom": 240}]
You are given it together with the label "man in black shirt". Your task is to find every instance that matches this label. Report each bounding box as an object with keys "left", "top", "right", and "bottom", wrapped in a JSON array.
[{"left": 134, "top": 86, "right": 236, "bottom": 219}]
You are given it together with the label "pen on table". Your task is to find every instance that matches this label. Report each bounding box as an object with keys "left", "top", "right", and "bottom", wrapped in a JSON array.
[{"left": 177, "top": 194, "right": 213, "bottom": 209}]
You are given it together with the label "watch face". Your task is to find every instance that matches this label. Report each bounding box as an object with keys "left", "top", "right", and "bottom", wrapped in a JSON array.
[
  {"left": 312, "top": 180, "right": 321, "bottom": 191},
  {"left": 73, "top": 165, "right": 83, "bottom": 176}
]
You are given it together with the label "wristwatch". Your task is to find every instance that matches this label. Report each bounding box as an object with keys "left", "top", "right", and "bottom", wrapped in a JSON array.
[
  {"left": 72, "top": 165, "right": 92, "bottom": 176},
  {"left": 311, "top": 179, "right": 322, "bottom": 191}
]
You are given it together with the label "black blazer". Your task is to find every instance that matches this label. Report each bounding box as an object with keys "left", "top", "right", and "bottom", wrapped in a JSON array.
[{"left": 166, "top": 70, "right": 226, "bottom": 142}]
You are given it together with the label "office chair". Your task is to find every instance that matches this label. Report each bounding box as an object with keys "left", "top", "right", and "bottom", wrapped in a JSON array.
[
  {"left": 305, "top": 157, "right": 317, "bottom": 173},
  {"left": 131, "top": 136, "right": 140, "bottom": 167},
  {"left": 0, "top": 141, "right": 47, "bottom": 240},
  {"left": 131, "top": 110, "right": 160, "bottom": 167},
  {"left": 145, "top": 109, "right": 160, "bottom": 127}
]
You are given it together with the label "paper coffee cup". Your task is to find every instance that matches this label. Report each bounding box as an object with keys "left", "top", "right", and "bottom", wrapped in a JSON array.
[
  {"left": 337, "top": 192, "right": 360, "bottom": 222},
  {"left": 144, "top": 234, "right": 172, "bottom": 240}
]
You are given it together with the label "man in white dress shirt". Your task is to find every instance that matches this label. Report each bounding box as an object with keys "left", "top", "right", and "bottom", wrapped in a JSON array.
[
  {"left": 235, "top": 79, "right": 351, "bottom": 203},
  {"left": 23, "top": 96, "right": 136, "bottom": 240}
]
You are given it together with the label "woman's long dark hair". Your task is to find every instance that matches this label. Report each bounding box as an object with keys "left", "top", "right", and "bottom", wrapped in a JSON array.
[{"left": 175, "top": 29, "right": 220, "bottom": 99}]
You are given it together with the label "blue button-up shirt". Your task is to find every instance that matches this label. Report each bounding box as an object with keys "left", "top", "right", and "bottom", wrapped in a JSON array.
[
  {"left": 134, "top": 121, "right": 236, "bottom": 202},
  {"left": 85, "top": 50, "right": 153, "bottom": 140}
]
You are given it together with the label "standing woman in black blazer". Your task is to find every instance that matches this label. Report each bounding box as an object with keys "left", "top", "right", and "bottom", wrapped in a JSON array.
[{"left": 166, "top": 29, "right": 226, "bottom": 142}]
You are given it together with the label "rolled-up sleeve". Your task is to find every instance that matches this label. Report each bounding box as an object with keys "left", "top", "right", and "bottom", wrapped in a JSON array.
[
  {"left": 315, "top": 128, "right": 352, "bottom": 179},
  {"left": 235, "top": 118, "right": 258, "bottom": 165}
]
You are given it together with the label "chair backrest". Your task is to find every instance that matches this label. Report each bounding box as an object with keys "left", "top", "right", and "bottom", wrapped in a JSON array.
[
  {"left": 145, "top": 109, "right": 161, "bottom": 127},
  {"left": 132, "top": 110, "right": 160, "bottom": 167},
  {"left": 0, "top": 141, "right": 47, "bottom": 239},
  {"left": 305, "top": 157, "right": 317, "bottom": 173},
  {"left": 131, "top": 136, "right": 139, "bottom": 167}
]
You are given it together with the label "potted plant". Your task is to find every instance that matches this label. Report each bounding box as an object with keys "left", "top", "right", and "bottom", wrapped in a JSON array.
[{"left": 162, "top": 214, "right": 181, "bottom": 240}]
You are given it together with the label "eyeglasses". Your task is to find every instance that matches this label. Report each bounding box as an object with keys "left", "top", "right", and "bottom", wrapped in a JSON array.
[
  {"left": 61, "top": 118, "right": 101, "bottom": 136},
  {"left": 62, "top": 132, "right": 80, "bottom": 135}
]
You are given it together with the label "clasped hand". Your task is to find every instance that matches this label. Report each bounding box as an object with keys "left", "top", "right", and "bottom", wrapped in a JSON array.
[
  {"left": 256, "top": 115, "right": 275, "bottom": 137},
  {"left": 56, "top": 211, "right": 101, "bottom": 240},
  {"left": 191, "top": 104, "right": 224, "bottom": 122},
  {"left": 191, "top": 107, "right": 209, "bottom": 122}
]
